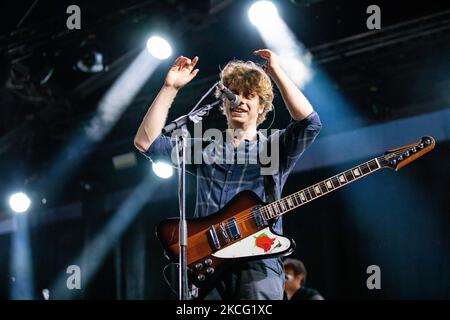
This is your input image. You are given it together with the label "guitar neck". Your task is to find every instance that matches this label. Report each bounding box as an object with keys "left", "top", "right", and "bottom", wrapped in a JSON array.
[{"left": 261, "top": 157, "right": 384, "bottom": 220}]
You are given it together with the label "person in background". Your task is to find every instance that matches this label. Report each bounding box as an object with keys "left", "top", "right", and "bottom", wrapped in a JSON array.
[{"left": 284, "top": 258, "right": 324, "bottom": 300}]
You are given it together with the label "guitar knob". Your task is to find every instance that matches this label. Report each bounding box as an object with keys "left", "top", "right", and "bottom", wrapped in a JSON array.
[
  {"left": 206, "top": 267, "right": 215, "bottom": 275},
  {"left": 195, "top": 263, "right": 203, "bottom": 270},
  {"left": 204, "top": 258, "right": 212, "bottom": 266},
  {"left": 197, "top": 274, "right": 206, "bottom": 281}
]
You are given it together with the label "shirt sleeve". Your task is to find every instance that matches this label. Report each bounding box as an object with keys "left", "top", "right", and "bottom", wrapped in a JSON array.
[
  {"left": 140, "top": 134, "right": 198, "bottom": 175},
  {"left": 142, "top": 134, "right": 174, "bottom": 163},
  {"left": 275, "top": 111, "right": 322, "bottom": 182}
]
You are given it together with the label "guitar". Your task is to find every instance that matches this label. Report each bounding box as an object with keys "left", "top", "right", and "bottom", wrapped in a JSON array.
[{"left": 156, "top": 136, "right": 435, "bottom": 292}]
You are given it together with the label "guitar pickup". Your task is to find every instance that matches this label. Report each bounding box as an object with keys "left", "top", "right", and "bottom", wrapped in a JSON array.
[
  {"left": 208, "top": 225, "right": 221, "bottom": 250},
  {"left": 252, "top": 206, "right": 268, "bottom": 228},
  {"left": 217, "top": 223, "right": 230, "bottom": 243},
  {"left": 227, "top": 218, "right": 241, "bottom": 240}
]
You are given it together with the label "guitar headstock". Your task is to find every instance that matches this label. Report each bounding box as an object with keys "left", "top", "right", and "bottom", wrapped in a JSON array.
[{"left": 378, "top": 136, "right": 435, "bottom": 171}]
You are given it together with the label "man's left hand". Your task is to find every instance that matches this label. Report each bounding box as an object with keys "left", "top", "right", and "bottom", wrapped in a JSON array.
[{"left": 253, "top": 49, "right": 280, "bottom": 76}]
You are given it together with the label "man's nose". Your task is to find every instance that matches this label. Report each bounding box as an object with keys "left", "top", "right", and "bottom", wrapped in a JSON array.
[{"left": 238, "top": 94, "right": 248, "bottom": 104}]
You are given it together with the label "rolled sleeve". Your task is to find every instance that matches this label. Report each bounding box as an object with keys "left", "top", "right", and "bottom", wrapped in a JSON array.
[
  {"left": 142, "top": 135, "right": 175, "bottom": 164},
  {"left": 278, "top": 111, "right": 322, "bottom": 180},
  {"left": 140, "top": 135, "right": 199, "bottom": 176}
]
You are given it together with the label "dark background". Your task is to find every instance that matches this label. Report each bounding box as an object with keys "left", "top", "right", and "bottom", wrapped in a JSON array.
[{"left": 0, "top": 0, "right": 449, "bottom": 299}]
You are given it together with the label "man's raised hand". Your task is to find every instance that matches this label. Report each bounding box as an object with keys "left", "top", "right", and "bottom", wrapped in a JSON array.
[{"left": 164, "top": 55, "right": 199, "bottom": 90}]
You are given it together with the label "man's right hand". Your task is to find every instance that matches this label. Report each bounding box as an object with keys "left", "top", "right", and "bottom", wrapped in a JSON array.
[{"left": 164, "top": 55, "right": 199, "bottom": 90}]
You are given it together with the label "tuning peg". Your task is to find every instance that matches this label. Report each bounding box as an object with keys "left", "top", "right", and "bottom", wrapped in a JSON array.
[
  {"left": 403, "top": 151, "right": 410, "bottom": 157},
  {"left": 418, "top": 143, "right": 424, "bottom": 149},
  {"left": 398, "top": 155, "right": 403, "bottom": 161},
  {"left": 389, "top": 159, "right": 397, "bottom": 166},
  {"left": 411, "top": 147, "right": 417, "bottom": 153},
  {"left": 424, "top": 139, "right": 431, "bottom": 145}
]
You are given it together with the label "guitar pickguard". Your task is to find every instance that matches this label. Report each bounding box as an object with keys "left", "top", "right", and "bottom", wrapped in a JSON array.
[{"left": 211, "top": 227, "right": 292, "bottom": 259}]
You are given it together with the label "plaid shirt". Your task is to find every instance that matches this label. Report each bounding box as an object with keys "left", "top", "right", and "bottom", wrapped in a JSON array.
[{"left": 143, "top": 111, "right": 322, "bottom": 233}]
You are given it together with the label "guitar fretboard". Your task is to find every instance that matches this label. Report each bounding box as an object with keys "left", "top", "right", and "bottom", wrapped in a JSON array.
[{"left": 260, "top": 158, "right": 382, "bottom": 220}]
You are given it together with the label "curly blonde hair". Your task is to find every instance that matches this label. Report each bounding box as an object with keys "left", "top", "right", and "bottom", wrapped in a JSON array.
[{"left": 215, "top": 60, "right": 274, "bottom": 126}]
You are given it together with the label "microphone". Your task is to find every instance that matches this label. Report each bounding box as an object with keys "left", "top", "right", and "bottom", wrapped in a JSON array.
[{"left": 217, "top": 84, "right": 240, "bottom": 108}]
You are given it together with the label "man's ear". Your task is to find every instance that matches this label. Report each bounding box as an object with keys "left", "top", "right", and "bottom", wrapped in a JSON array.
[{"left": 258, "top": 106, "right": 264, "bottom": 114}]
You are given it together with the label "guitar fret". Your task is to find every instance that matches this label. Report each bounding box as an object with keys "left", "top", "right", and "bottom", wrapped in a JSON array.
[
  {"left": 325, "top": 179, "right": 334, "bottom": 190},
  {"left": 294, "top": 194, "right": 301, "bottom": 205},
  {"left": 258, "top": 158, "right": 382, "bottom": 221},
  {"left": 268, "top": 205, "right": 275, "bottom": 218},
  {"left": 345, "top": 170, "right": 355, "bottom": 181},
  {"left": 360, "top": 163, "right": 370, "bottom": 174},
  {"left": 313, "top": 185, "right": 321, "bottom": 195},
  {"left": 300, "top": 191, "right": 307, "bottom": 202},
  {"left": 332, "top": 176, "right": 340, "bottom": 188},
  {"left": 368, "top": 160, "right": 378, "bottom": 171},
  {"left": 352, "top": 167, "right": 361, "bottom": 177},
  {"left": 338, "top": 174, "right": 347, "bottom": 184},
  {"left": 292, "top": 194, "right": 298, "bottom": 206},
  {"left": 285, "top": 198, "right": 291, "bottom": 209},
  {"left": 287, "top": 197, "right": 294, "bottom": 208},
  {"left": 304, "top": 189, "right": 312, "bottom": 200},
  {"left": 319, "top": 182, "right": 328, "bottom": 193},
  {"left": 283, "top": 198, "right": 289, "bottom": 210},
  {"left": 280, "top": 200, "right": 286, "bottom": 211},
  {"left": 276, "top": 202, "right": 283, "bottom": 213}
]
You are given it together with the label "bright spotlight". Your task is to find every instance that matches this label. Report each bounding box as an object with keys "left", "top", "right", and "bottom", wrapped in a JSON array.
[
  {"left": 146, "top": 36, "right": 172, "bottom": 60},
  {"left": 152, "top": 161, "right": 174, "bottom": 179},
  {"left": 9, "top": 192, "right": 31, "bottom": 214},
  {"left": 248, "top": 1, "right": 279, "bottom": 27}
]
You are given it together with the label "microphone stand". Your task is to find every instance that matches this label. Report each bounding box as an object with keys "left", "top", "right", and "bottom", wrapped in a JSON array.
[{"left": 162, "top": 99, "right": 221, "bottom": 300}]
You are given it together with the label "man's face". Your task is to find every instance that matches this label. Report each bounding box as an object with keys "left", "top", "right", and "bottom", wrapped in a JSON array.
[
  {"left": 284, "top": 268, "right": 303, "bottom": 290},
  {"left": 224, "top": 90, "right": 263, "bottom": 127}
]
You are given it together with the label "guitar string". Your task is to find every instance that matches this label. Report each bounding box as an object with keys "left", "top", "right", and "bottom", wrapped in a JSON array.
[
  {"left": 213, "top": 148, "right": 421, "bottom": 239},
  {"left": 231, "top": 146, "right": 424, "bottom": 226},
  {"left": 185, "top": 146, "right": 426, "bottom": 251}
]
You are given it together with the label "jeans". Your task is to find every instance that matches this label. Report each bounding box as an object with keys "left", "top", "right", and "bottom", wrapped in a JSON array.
[{"left": 202, "top": 257, "right": 285, "bottom": 300}]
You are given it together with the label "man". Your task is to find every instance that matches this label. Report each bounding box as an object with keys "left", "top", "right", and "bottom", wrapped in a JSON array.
[
  {"left": 284, "top": 258, "right": 324, "bottom": 300},
  {"left": 134, "top": 49, "right": 322, "bottom": 299}
]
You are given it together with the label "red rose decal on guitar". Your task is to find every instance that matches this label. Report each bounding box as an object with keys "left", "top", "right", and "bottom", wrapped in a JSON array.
[{"left": 255, "top": 233, "right": 276, "bottom": 252}]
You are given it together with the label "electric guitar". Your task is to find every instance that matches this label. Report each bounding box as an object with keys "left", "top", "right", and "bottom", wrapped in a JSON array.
[{"left": 157, "top": 136, "right": 435, "bottom": 292}]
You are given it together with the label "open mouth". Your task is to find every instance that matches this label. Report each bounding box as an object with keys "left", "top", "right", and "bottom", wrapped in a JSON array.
[{"left": 231, "top": 107, "right": 248, "bottom": 114}]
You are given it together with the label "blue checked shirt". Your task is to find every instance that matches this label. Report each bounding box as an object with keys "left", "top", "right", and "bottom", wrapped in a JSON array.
[{"left": 143, "top": 111, "right": 321, "bottom": 233}]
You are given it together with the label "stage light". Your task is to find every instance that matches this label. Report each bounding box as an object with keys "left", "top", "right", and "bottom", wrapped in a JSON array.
[
  {"left": 152, "top": 161, "right": 173, "bottom": 179},
  {"left": 146, "top": 36, "right": 172, "bottom": 60},
  {"left": 248, "top": 1, "right": 279, "bottom": 27},
  {"left": 75, "top": 36, "right": 107, "bottom": 73},
  {"left": 76, "top": 50, "right": 106, "bottom": 73},
  {"left": 9, "top": 192, "right": 31, "bottom": 214}
]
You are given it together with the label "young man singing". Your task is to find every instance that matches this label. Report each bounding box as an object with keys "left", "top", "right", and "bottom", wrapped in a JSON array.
[{"left": 134, "top": 49, "right": 322, "bottom": 299}]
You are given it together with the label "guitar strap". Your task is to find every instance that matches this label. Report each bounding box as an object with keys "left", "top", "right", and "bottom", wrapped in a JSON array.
[{"left": 263, "top": 174, "right": 278, "bottom": 202}]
